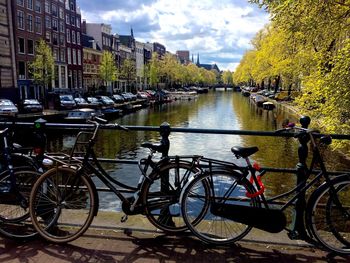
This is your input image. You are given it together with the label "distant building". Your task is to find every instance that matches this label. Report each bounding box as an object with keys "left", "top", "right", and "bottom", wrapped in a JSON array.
[
  {"left": 0, "top": 0, "right": 16, "bottom": 93},
  {"left": 176, "top": 50, "right": 190, "bottom": 65},
  {"left": 153, "top": 42, "right": 166, "bottom": 57},
  {"left": 196, "top": 53, "right": 220, "bottom": 73},
  {"left": 82, "top": 34, "right": 102, "bottom": 94}
]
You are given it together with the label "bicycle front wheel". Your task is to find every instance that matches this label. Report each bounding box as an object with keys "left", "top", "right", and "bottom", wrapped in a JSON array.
[
  {"left": 306, "top": 174, "right": 350, "bottom": 255},
  {"left": 29, "top": 166, "right": 96, "bottom": 243},
  {"left": 0, "top": 170, "right": 41, "bottom": 240},
  {"left": 141, "top": 161, "right": 201, "bottom": 233},
  {"left": 181, "top": 170, "right": 259, "bottom": 245}
]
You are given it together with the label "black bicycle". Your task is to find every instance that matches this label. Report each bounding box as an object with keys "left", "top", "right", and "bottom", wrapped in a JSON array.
[
  {"left": 0, "top": 127, "right": 43, "bottom": 240},
  {"left": 181, "top": 116, "right": 350, "bottom": 255},
  {"left": 29, "top": 117, "right": 201, "bottom": 243}
]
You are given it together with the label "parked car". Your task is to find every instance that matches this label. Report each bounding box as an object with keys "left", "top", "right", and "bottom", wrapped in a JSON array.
[
  {"left": 137, "top": 92, "right": 150, "bottom": 100},
  {"left": 19, "top": 99, "right": 43, "bottom": 113},
  {"left": 74, "top": 97, "right": 89, "bottom": 108},
  {"left": 96, "top": 96, "right": 116, "bottom": 107},
  {"left": 86, "top": 97, "right": 102, "bottom": 109},
  {"left": 0, "top": 99, "right": 18, "bottom": 116},
  {"left": 111, "top": 94, "right": 125, "bottom": 104},
  {"left": 57, "top": 95, "right": 76, "bottom": 110}
]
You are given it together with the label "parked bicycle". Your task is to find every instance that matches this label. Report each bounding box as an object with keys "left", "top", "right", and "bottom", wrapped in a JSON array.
[
  {"left": 181, "top": 116, "right": 350, "bottom": 255},
  {"left": 29, "top": 117, "right": 201, "bottom": 243},
  {"left": 0, "top": 127, "right": 43, "bottom": 240}
]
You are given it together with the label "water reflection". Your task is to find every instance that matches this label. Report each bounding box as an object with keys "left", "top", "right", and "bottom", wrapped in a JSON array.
[{"left": 47, "top": 89, "right": 349, "bottom": 210}]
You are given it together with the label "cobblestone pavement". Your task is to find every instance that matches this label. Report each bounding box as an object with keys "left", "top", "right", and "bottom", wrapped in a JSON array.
[{"left": 0, "top": 227, "right": 349, "bottom": 263}]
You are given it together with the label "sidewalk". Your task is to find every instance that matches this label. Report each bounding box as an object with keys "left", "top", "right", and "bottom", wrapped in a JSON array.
[{"left": 0, "top": 212, "right": 348, "bottom": 263}]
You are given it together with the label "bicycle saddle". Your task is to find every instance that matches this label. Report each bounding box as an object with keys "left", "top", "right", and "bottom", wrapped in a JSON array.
[{"left": 231, "top": 146, "right": 259, "bottom": 158}]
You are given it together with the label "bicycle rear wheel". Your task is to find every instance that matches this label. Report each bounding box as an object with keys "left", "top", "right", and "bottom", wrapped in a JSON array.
[
  {"left": 306, "top": 174, "right": 350, "bottom": 255},
  {"left": 181, "top": 170, "right": 259, "bottom": 245},
  {"left": 0, "top": 170, "right": 41, "bottom": 240},
  {"left": 29, "top": 166, "right": 96, "bottom": 243},
  {"left": 141, "top": 161, "right": 202, "bottom": 233}
]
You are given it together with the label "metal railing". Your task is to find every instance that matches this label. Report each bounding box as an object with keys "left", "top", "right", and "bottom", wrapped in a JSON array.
[{"left": 1, "top": 120, "right": 350, "bottom": 176}]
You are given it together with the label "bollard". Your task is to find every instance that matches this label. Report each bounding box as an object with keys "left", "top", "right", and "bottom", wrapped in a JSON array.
[
  {"left": 159, "top": 122, "right": 170, "bottom": 158},
  {"left": 290, "top": 116, "right": 310, "bottom": 239}
]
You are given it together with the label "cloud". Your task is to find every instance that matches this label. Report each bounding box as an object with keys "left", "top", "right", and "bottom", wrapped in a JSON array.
[{"left": 80, "top": 0, "right": 269, "bottom": 71}]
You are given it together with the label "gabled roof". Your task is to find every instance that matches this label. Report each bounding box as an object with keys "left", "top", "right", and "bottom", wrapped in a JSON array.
[{"left": 197, "top": 63, "right": 220, "bottom": 72}]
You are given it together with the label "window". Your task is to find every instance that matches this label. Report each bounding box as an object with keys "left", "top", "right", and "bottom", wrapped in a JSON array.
[
  {"left": 77, "top": 50, "right": 81, "bottom": 65},
  {"left": 53, "top": 48, "right": 58, "bottom": 61},
  {"left": 67, "top": 47, "right": 71, "bottom": 64},
  {"left": 52, "top": 4, "right": 57, "bottom": 16},
  {"left": 27, "top": 0, "right": 33, "bottom": 10},
  {"left": 59, "top": 7, "right": 64, "bottom": 19},
  {"left": 72, "top": 48, "right": 76, "bottom": 64},
  {"left": 76, "top": 32, "right": 80, "bottom": 45},
  {"left": 18, "top": 38, "right": 25, "bottom": 54},
  {"left": 46, "top": 31, "right": 51, "bottom": 43},
  {"left": 45, "top": 17, "right": 51, "bottom": 29},
  {"left": 17, "top": 11, "right": 24, "bottom": 30},
  {"left": 65, "top": 14, "right": 69, "bottom": 24},
  {"left": 76, "top": 17, "right": 80, "bottom": 28},
  {"left": 66, "top": 29, "right": 70, "bottom": 43},
  {"left": 35, "top": 17, "right": 42, "bottom": 34},
  {"left": 45, "top": 0, "right": 50, "bottom": 13},
  {"left": 17, "top": 0, "right": 24, "bottom": 7},
  {"left": 59, "top": 21, "right": 64, "bottom": 32},
  {"left": 52, "top": 33, "right": 58, "bottom": 45},
  {"left": 52, "top": 19, "right": 58, "bottom": 31},
  {"left": 27, "top": 39, "right": 34, "bottom": 55},
  {"left": 18, "top": 61, "right": 26, "bottom": 79},
  {"left": 70, "top": 2, "right": 74, "bottom": 11},
  {"left": 70, "top": 16, "right": 75, "bottom": 27},
  {"left": 27, "top": 14, "right": 33, "bottom": 32},
  {"left": 71, "top": 30, "right": 76, "bottom": 44},
  {"left": 61, "top": 65, "right": 66, "bottom": 88},
  {"left": 60, "top": 49, "right": 65, "bottom": 62},
  {"left": 59, "top": 34, "right": 65, "bottom": 46},
  {"left": 35, "top": 0, "right": 42, "bottom": 13}
]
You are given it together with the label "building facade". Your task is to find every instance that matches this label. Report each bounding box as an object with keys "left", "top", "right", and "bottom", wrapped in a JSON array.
[
  {"left": 0, "top": 0, "right": 16, "bottom": 93},
  {"left": 176, "top": 50, "right": 190, "bottom": 65},
  {"left": 11, "top": 0, "right": 83, "bottom": 102},
  {"left": 135, "top": 41, "right": 144, "bottom": 90},
  {"left": 82, "top": 33, "right": 102, "bottom": 95}
]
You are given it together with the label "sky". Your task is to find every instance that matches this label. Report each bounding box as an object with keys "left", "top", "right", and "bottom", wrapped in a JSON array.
[{"left": 79, "top": 0, "right": 270, "bottom": 72}]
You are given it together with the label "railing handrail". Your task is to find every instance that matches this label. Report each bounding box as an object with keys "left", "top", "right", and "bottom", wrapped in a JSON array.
[{"left": 1, "top": 121, "right": 350, "bottom": 140}]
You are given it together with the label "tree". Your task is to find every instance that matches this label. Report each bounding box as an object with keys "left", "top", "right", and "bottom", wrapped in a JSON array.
[
  {"left": 99, "top": 51, "right": 117, "bottom": 94},
  {"left": 119, "top": 58, "right": 136, "bottom": 92},
  {"left": 222, "top": 70, "right": 233, "bottom": 85},
  {"left": 29, "top": 39, "right": 55, "bottom": 92},
  {"left": 148, "top": 52, "right": 161, "bottom": 89}
]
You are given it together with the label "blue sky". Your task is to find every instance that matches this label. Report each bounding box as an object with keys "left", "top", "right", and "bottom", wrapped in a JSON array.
[{"left": 79, "top": 0, "right": 269, "bottom": 71}]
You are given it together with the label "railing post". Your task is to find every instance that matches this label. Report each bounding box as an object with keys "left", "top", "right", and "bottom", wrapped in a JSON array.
[
  {"left": 290, "top": 116, "right": 310, "bottom": 239},
  {"left": 159, "top": 122, "right": 175, "bottom": 227},
  {"left": 33, "top": 118, "right": 47, "bottom": 163}
]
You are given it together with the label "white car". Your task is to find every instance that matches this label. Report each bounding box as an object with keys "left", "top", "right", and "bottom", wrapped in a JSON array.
[{"left": 0, "top": 99, "right": 18, "bottom": 116}]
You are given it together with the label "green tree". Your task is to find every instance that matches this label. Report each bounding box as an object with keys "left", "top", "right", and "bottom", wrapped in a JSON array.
[
  {"left": 99, "top": 51, "right": 117, "bottom": 93},
  {"left": 222, "top": 70, "right": 233, "bottom": 85},
  {"left": 119, "top": 58, "right": 136, "bottom": 92},
  {"left": 29, "top": 39, "right": 55, "bottom": 92},
  {"left": 148, "top": 52, "right": 161, "bottom": 89}
]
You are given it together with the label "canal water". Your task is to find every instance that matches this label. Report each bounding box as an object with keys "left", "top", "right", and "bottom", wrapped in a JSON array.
[{"left": 48, "top": 89, "right": 350, "bottom": 211}]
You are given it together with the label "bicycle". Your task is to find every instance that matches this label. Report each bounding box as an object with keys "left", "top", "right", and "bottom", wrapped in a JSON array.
[
  {"left": 0, "top": 127, "right": 43, "bottom": 240},
  {"left": 181, "top": 116, "right": 350, "bottom": 255},
  {"left": 29, "top": 117, "right": 201, "bottom": 243}
]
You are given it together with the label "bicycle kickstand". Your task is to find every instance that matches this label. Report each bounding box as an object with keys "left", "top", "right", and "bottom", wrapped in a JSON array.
[{"left": 121, "top": 214, "right": 128, "bottom": 223}]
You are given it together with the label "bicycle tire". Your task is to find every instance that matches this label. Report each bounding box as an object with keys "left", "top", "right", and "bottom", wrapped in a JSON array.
[
  {"left": 181, "top": 169, "right": 259, "bottom": 245},
  {"left": 29, "top": 166, "right": 96, "bottom": 243},
  {"left": 306, "top": 174, "right": 350, "bottom": 255},
  {"left": 0, "top": 170, "right": 41, "bottom": 240},
  {"left": 141, "top": 161, "right": 202, "bottom": 233}
]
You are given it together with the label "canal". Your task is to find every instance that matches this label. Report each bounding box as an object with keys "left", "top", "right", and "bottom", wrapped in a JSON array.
[{"left": 48, "top": 89, "right": 350, "bottom": 211}]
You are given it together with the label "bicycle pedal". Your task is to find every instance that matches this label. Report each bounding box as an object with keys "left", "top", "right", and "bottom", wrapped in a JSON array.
[{"left": 121, "top": 214, "right": 128, "bottom": 223}]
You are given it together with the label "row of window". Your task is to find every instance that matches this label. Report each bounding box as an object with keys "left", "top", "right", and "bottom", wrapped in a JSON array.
[{"left": 17, "top": 1, "right": 81, "bottom": 29}]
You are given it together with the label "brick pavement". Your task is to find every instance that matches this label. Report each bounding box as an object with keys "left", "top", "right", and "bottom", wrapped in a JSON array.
[{"left": 0, "top": 227, "right": 349, "bottom": 263}]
